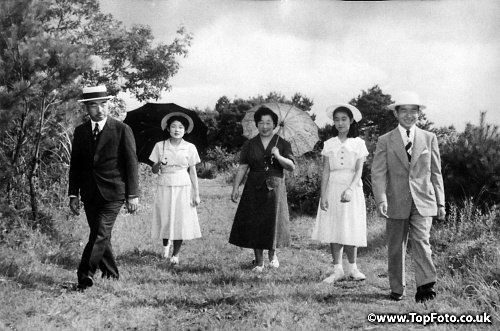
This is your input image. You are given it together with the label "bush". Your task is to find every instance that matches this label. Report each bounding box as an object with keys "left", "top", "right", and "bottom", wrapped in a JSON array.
[
  {"left": 438, "top": 112, "right": 500, "bottom": 207},
  {"left": 286, "top": 154, "right": 322, "bottom": 215},
  {"left": 198, "top": 146, "right": 238, "bottom": 179},
  {"left": 431, "top": 199, "right": 500, "bottom": 320}
]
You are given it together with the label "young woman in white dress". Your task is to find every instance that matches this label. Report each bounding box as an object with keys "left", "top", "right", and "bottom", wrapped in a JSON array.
[
  {"left": 149, "top": 113, "right": 201, "bottom": 265},
  {"left": 311, "top": 104, "right": 368, "bottom": 283}
]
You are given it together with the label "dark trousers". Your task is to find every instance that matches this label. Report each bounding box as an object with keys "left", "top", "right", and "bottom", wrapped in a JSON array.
[{"left": 77, "top": 192, "right": 123, "bottom": 284}]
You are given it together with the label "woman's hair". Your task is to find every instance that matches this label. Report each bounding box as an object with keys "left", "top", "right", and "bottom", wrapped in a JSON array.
[
  {"left": 166, "top": 115, "right": 190, "bottom": 131},
  {"left": 254, "top": 106, "right": 278, "bottom": 128},
  {"left": 331, "top": 107, "right": 359, "bottom": 138}
]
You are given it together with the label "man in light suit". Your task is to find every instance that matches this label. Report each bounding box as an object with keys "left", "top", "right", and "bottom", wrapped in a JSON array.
[
  {"left": 69, "top": 86, "right": 139, "bottom": 290},
  {"left": 371, "top": 92, "right": 446, "bottom": 302}
]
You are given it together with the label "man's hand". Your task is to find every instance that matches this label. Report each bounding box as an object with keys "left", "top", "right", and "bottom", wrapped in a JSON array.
[
  {"left": 320, "top": 198, "right": 329, "bottom": 211},
  {"left": 69, "top": 197, "right": 80, "bottom": 216},
  {"left": 437, "top": 206, "right": 446, "bottom": 220},
  {"left": 377, "top": 201, "right": 388, "bottom": 218},
  {"left": 126, "top": 197, "right": 139, "bottom": 213},
  {"left": 231, "top": 188, "right": 239, "bottom": 203}
]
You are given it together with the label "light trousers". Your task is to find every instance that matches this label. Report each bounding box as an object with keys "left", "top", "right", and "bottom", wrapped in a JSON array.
[{"left": 386, "top": 201, "right": 437, "bottom": 294}]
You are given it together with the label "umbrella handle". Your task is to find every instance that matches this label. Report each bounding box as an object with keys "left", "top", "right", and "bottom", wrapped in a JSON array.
[{"left": 270, "top": 133, "right": 280, "bottom": 164}]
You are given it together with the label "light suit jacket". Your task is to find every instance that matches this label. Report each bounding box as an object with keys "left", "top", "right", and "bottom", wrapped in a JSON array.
[{"left": 371, "top": 127, "right": 445, "bottom": 219}]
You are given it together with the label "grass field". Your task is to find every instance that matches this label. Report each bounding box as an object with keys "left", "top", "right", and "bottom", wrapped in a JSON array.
[{"left": 0, "top": 176, "right": 497, "bottom": 330}]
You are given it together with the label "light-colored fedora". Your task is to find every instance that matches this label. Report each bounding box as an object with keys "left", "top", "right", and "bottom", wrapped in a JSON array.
[
  {"left": 77, "top": 85, "right": 112, "bottom": 102},
  {"left": 388, "top": 91, "right": 426, "bottom": 110},
  {"left": 161, "top": 112, "right": 194, "bottom": 133},
  {"left": 326, "top": 104, "right": 362, "bottom": 122}
]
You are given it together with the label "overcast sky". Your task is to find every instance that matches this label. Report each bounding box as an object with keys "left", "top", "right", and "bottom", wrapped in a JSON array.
[{"left": 99, "top": 0, "right": 500, "bottom": 130}]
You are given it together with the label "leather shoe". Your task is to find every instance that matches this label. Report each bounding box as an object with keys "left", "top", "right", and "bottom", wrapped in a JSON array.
[
  {"left": 415, "top": 282, "right": 436, "bottom": 303},
  {"left": 390, "top": 292, "right": 404, "bottom": 301},
  {"left": 77, "top": 276, "right": 94, "bottom": 290}
]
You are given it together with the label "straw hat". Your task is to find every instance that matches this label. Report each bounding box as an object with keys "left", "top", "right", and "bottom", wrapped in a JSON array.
[
  {"left": 388, "top": 91, "right": 426, "bottom": 110},
  {"left": 160, "top": 112, "right": 194, "bottom": 133},
  {"left": 326, "top": 104, "right": 362, "bottom": 122},
  {"left": 77, "top": 85, "right": 112, "bottom": 102}
]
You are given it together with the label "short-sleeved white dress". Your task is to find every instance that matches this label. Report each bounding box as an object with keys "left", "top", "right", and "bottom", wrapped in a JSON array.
[
  {"left": 311, "top": 137, "right": 368, "bottom": 246},
  {"left": 149, "top": 139, "right": 202, "bottom": 240}
]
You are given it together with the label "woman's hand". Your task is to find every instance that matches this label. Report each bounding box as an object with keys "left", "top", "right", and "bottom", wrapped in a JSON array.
[
  {"left": 271, "top": 146, "right": 280, "bottom": 158},
  {"left": 340, "top": 188, "right": 353, "bottom": 203},
  {"left": 320, "top": 197, "right": 329, "bottom": 211},
  {"left": 191, "top": 195, "right": 201, "bottom": 207},
  {"left": 152, "top": 161, "right": 161, "bottom": 174},
  {"left": 231, "top": 188, "right": 240, "bottom": 203}
]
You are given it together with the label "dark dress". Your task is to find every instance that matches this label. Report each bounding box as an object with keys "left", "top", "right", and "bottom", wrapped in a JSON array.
[{"left": 229, "top": 134, "right": 294, "bottom": 250}]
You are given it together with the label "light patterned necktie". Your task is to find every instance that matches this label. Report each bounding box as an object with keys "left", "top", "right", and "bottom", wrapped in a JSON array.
[
  {"left": 405, "top": 129, "right": 412, "bottom": 162},
  {"left": 93, "top": 123, "right": 99, "bottom": 140}
]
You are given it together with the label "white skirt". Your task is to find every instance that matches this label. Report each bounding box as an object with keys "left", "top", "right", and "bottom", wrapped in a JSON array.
[
  {"left": 311, "top": 170, "right": 367, "bottom": 246},
  {"left": 151, "top": 183, "right": 201, "bottom": 240}
]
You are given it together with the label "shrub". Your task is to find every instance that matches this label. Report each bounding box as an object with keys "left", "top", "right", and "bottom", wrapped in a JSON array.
[
  {"left": 438, "top": 112, "right": 500, "bottom": 207},
  {"left": 198, "top": 146, "right": 238, "bottom": 179},
  {"left": 431, "top": 199, "right": 500, "bottom": 319},
  {"left": 286, "top": 154, "right": 322, "bottom": 215}
]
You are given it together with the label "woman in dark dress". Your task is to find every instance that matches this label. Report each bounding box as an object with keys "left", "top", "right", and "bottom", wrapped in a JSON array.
[{"left": 230, "top": 106, "right": 295, "bottom": 272}]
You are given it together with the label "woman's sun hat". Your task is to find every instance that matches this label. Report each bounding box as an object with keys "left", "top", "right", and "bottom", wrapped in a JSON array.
[
  {"left": 161, "top": 112, "right": 194, "bottom": 133},
  {"left": 77, "top": 85, "right": 112, "bottom": 102},
  {"left": 388, "top": 91, "right": 427, "bottom": 110},
  {"left": 326, "top": 104, "right": 362, "bottom": 122}
]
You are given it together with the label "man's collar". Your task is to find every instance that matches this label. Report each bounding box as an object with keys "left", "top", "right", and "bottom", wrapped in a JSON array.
[
  {"left": 398, "top": 124, "right": 416, "bottom": 135},
  {"left": 91, "top": 117, "right": 107, "bottom": 131}
]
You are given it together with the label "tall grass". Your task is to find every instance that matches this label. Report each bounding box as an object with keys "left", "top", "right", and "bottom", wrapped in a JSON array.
[
  {"left": 1, "top": 163, "right": 499, "bottom": 329},
  {"left": 432, "top": 199, "right": 500, "bottom": 321}
]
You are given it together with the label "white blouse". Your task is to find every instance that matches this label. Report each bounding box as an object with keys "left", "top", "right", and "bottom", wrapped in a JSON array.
[
  {"left": 321, "top": 137, "right": 368, "bottom": 172},
  {"left": 149, "top": 139, "right": 200, "bottom": 186}
]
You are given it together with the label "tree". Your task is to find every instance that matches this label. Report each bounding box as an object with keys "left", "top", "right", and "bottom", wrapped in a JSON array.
[
  {"left": 210, "top": 92, "right": 314, "bottom": 152},
  {"left": 0, "top": 0, "right": 192, "bottom": 220},
  {"left": 0, "top": 0, "right": 92, "bottom": 219}
]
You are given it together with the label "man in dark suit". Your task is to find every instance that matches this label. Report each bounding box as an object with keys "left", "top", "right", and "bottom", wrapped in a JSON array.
[
  {"left": 68, "top": 85, "right": 139, "bottom": 290},
  {"left": 371, "top": 92, "right": 446, "bottom": 303}
]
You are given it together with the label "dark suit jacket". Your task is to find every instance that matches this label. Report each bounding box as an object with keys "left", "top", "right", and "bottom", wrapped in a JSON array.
[
  {"left": 371, "top": 127, "right": 445, "bottom": 219},
  {"left": 68, "top": 117, "right": 139, "bottom": 203}
]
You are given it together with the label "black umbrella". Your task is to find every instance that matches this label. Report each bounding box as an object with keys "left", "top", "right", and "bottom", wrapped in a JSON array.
[{"left": 123, "top": 103, "right": 208, "bottom": 166}]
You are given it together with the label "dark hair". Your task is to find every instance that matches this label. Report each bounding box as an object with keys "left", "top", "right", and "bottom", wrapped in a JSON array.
[
  {"left": 331, "top": 107, "right": 359, "bottom": 138},
  {"left": 166, "top": 115, "right": 190, "bottom": 131},
  {"left": 254, "top": 106, "right": 278, "bottom": 128}
]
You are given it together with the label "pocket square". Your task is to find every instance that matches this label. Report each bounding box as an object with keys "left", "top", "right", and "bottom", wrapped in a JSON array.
[{"left": 421, "top": 149, "right": 429, "bottom": 155}]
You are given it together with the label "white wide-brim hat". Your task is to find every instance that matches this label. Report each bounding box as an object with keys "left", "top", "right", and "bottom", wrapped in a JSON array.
[
  {"left": 161, "top": 112, "right": 194, "bottom": 133},
  {"left": 77, "top": 85, "right": 112, "bottom": 102},
  {"left": 388, "top": 91, "right": 426, "bottom": 110},
  {"left": 326, "top": 104, "right": 362, "bottom": 122}
]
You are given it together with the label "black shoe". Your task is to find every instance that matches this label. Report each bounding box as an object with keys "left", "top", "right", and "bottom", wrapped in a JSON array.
[
  {"left": 390, "top": 292, "right": 404, "bottom": 301},
  {"left": 415, "top": 282, "right": 436, "bottom": 303},
  {"left": 78, "top": 275, "right": 94, "bottom": 290}
]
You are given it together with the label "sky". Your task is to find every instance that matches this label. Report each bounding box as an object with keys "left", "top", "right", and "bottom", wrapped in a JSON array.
[{"left": 99, "top": 0, "right": 500, "bottom": 131}]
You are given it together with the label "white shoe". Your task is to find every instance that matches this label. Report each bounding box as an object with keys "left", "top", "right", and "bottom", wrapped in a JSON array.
[
  {"left": 322, "top": 267, "right": 344, "bottom": 283},
  {"left": 163, "top": 244, "right": 171, "bottom": 259},
  {"left": 269, "top": 258, "right": 279, "bottom": 268},
  {"left": 170, "top": 256, "right": 179, "bottom": 265},
  {"left": 347, "top": 268, "right": 366, "bottom": 281},
  {"left": 252, "top": 264, "right": 264, "bottom": 273}
]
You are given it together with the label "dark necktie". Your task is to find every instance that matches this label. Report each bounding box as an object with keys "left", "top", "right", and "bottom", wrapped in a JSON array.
[
  {"left": 405, "top": 129, "right": 412, "bottom": 162},
  {"left": 93, "top": 123, "right": 99, "bottom": 140}
]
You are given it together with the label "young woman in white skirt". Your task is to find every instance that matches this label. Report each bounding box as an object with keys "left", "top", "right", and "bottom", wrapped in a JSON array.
[
  {"left": 149, "top": 113, "right": 201, "bottom": 265},
  {"left": 311, "top": 104, "right": 368, "bottom": 283}
]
